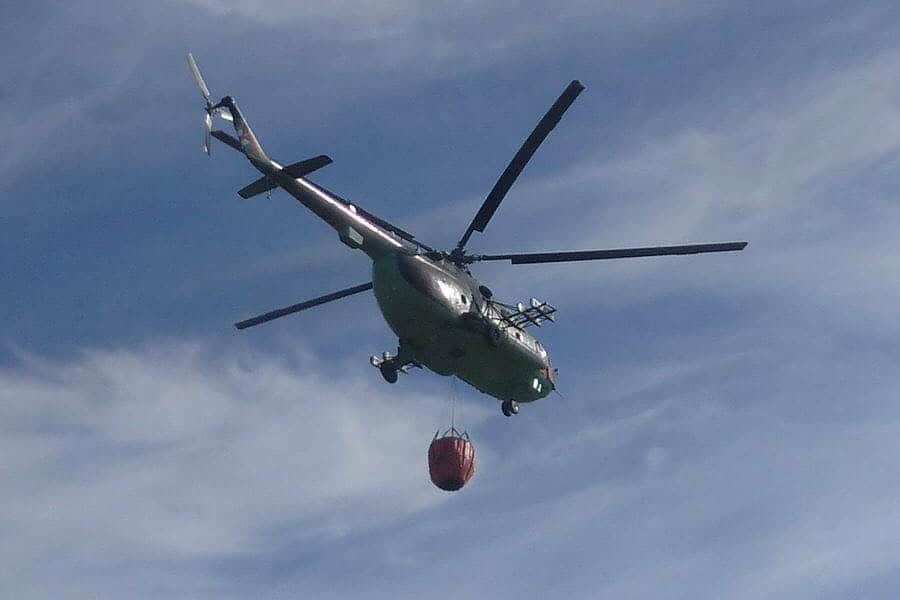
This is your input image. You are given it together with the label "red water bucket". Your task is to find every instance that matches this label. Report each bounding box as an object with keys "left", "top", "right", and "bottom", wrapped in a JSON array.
[{"left": 428, "top": 428, "right": 476, "bottom": 491}]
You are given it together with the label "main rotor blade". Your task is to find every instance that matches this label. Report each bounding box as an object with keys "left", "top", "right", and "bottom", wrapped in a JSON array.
[
  {"left": 235, "top": 282, "right": 373, "bottom": 330},
  {"left": 470, "top": 242, "right": 748, "bottom": 264},
  {"left": 187, "top": 52, "right": 211, "bottom": 102},
  {"left": 456, "top": 80, "right": 585, "bottom": 252}
]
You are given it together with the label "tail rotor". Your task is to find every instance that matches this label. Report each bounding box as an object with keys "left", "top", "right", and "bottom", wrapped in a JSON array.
[{"left": 187, "top": 52, "right": 232, "bottom": 156}]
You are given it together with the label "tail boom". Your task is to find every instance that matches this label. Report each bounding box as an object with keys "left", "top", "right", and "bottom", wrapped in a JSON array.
[{"left": 212, "top": 96, "right": 404, "bottom": 259}]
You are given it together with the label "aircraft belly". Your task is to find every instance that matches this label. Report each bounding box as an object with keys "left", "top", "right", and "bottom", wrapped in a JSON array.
[
  {"left": 451, "top": 336, "right": 550, "bottom": 402},
  {"left": 372, "top": 253, "right": 452, "bottom": 362},
  {"left": 372, "top": 253, "right": 552, "bottom": 402}
]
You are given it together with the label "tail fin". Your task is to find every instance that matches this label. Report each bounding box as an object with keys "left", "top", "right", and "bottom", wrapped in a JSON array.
[
  {"left": 210, "top": 96, "right": 268, "bottom": 163},
  {"left": 210, "top": 130, "right": 242, "bottom": 152}
]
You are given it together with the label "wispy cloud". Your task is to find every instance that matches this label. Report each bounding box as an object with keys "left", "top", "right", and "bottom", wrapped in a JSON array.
[
  {"left": 0, "top": 340, "right": 494, "bottom": 597},
  {"left": 182, "top": 0, "right": 725, "bottom": 40}
]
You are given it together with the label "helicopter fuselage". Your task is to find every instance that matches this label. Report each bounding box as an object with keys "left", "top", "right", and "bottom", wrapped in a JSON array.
[
  {"left": 372, "top": 251, "right": 555, "bottom": 403},
  {"left": 192, "top": 66, "right": 745, "bottom": 418},
  {"left": 214, "top": 98, "right": 554, "bottom": 404}
]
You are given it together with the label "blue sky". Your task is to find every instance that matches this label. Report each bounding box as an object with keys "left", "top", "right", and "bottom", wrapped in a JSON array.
[{"left": 4, "top": 1, "right": 900, "bottom": 598}]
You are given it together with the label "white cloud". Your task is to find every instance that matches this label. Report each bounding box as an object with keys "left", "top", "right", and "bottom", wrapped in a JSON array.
[
  {"left": 324, "top": 382, "right": 900, "bottom": 600},
  {"left": 0, "top": 0, "right": 724, "bottom": 187},
  {"left": 0, "top": 340, "right": 491, "bottom": 594},
  {"left": 169, "top": 0, "right": 734, "bottom": 109},
  {"left": 183, "top": 0, "right": 723, "bottom": 38}
]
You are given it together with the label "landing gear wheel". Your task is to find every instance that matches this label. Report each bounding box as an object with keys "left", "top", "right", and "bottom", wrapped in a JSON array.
[
  {"left": 501, "top": 399, "right": 519, "bottom": 417},
  {"left": 380, "top": 363, "right": 398, "bottom": 384}
]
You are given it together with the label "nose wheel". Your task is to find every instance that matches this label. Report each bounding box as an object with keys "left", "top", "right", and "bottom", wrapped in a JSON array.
[{"left": 501, "top": 399, "right": 519, "bottom": 417}]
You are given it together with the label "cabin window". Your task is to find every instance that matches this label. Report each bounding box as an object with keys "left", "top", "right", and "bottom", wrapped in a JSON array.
[
  {"left": 514, "top": 331, "right": 522, "bottom": 341},
  {"left": 461, "top": 294, "right": 468, "bottom": 305}
]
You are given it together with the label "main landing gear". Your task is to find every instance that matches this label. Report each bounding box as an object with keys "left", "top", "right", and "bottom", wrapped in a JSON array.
[
  {"left": 370, "top": 342, "right": 419, "bottom": 384},
  {"left": 371, "top": 351, "right": 402, "bottom": 383},
  {"left": 380, "top": 362, "right": 399, "bottom": 384},
  {"left": 501, "top": 399, "right": 519, "bottom": 417}
]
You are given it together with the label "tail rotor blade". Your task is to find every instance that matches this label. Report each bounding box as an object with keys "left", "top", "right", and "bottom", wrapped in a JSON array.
[
  {"left": 187, "top": 52, "right": 211, "bottom": 103},
  {"left": 215, "top": 107, "right": 234, "bottom": 122},
  {"left": 203, "top": 111, "right": 212, "bottom": 155},
  {"left": 188, "top": 52, "right": 214, "bottom": 156}
]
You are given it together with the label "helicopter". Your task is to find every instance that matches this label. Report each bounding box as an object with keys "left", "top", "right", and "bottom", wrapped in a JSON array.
[{"left": 187, "top": 54, "right": 747, "bottom": 417}]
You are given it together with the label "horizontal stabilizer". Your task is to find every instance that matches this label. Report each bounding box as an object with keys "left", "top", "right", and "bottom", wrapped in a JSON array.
[
  {"left": 238, "top": 177, "right": 275, "bottom": 199},
  {"left": 238, "top": 155, "right": 333, "bottom": 199},
  {"left": 284, "top": 155, "right": 333, "bottom": 177}
]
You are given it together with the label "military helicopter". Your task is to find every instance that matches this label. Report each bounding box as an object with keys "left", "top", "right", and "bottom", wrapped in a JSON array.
[{"left": 187, "top": 54, "right": 747, "bottom": 417}]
